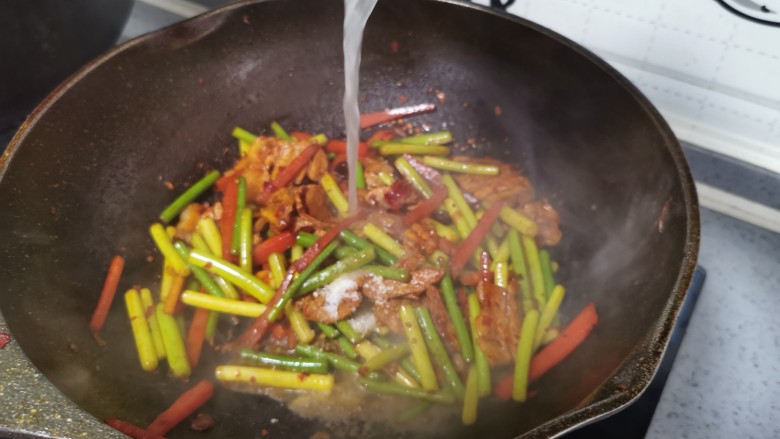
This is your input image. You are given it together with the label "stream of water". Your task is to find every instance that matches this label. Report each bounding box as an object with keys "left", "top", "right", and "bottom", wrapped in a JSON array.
[{"left": 342, "top": 0, "right": 378, "bottom": 212}]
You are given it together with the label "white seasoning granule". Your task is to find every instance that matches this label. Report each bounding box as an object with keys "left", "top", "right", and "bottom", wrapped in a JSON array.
[{"left": 318, "top": 275, "right": 359, "bottom": 320}]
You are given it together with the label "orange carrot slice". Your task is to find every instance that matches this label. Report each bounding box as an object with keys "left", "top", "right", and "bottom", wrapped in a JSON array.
[
  {"left": 494, "top": 303, "right": 599, "bottom": 401},
  {"left": 147, "top": 380, "right": 214, "bottom": 435},
  {"left": 186, "top": 307, "right": 210, "bottom": 367},
  {"left": 89, "top": 255, "right": 125, "bottom": 338}
]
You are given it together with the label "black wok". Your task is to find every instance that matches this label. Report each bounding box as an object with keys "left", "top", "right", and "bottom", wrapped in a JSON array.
[
  {"left": 0, "top": 0, "right": 699, "bottom": 437},
  {"left": 0, "top": 0, "right": 134, "bottom": 132}
]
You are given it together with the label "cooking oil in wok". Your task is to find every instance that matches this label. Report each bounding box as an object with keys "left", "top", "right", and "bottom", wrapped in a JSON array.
[{"left": 343, "top": 0, "right": 378, "bottom": 212}]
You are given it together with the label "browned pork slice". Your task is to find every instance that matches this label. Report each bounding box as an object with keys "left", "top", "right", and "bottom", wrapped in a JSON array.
[
  {"left": 222, "top": 136, "right": 314, "bottom": 205},
  {"left": 422, "top": 286, "right": 460, "bottom": 350},
  {"left": 473, "top": 281, "right": 522, "bottom": 366},
  {"left": 390, "top": 221, "right": 440, "bottom": 272},
  {"left": 294, "top": 275, "right": 363, "bottom": 324},
  {"left": 174, "top": 203, "right": 205, "bottom": 241},
  {"left": 293, "top": 184, "right": 337, "bottom": 231},
  {"left": 259, "top": 186, "right": 296, "bottom": 233},
  {"left": 361, "top": 268, "right": 444, "bottom": 303},
  {"left": 361, "top": 156, "right": 396, "bottom": 190},
  {"left": 372, "top": 299, "right": 406, "bottom": 334},
  {"left": 394, "top": 250, "right": 429, "bottom": 273},
  {"left": 305, "top": 149, "right": 329, "bottom": 183},
  {"left": 453, "top": 158, "right": 535, "bottom": 208},
  {"left": 522, "top": 200, "right": 562, "bottom": 246},
  {"left": 401, "top": 222, "right": 439, "bottom": 256},
  {"left": 364, "top": 186, "right": 393, "bottom": 210},
  {"left": 361, "top": 211, "right": 404, "bottom": 236}
]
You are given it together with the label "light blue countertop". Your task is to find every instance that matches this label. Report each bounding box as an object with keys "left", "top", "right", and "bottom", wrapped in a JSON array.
[{"left": 647, "top": 208, "right": 780, "bottom": 439}]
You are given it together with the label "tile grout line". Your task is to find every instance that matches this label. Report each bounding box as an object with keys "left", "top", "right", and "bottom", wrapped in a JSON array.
[
  {"left": 136, "top": 0, "right": 207, "bottom": 18},
  {"left": 696, "top": 182, "right": 780, "bottom": 234}
]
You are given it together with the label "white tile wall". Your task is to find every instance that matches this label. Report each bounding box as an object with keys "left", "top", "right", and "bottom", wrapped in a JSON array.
[{"left": 475, "top": 0, "right": 780, "bottom": 173}]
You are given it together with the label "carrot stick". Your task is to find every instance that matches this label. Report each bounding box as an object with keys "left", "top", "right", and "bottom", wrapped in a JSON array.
[
  {"left": 367, "top": 129, "right": 396, "bottom": 145},
  {"left": 163, "top": 275, "right": 185, "bottom": 315},
  {"left": 529, "top": 303, "right": 598, "bottom": 380},
  {"left": 326, "top": 139, "right": 369, "bottom": 157},
  {"left": 494, "top": 303, "right": 599, "bottom": 401},
  {"left": 266, "top": 144, "right": 320, "bottom": 194},
  {"left": 252, "top": 231, "right": 296, "bottom": 265},
  {"left": 146, "top": 380, "right": 214, "bottom": 436},
  {"left": 326, "top": 139, "right": 345, "bottom": 153},
  {"left": 106, "top": 418, "right": 164, "bottom": 439},
  {"left": 450, "top": 201, "right": 503, "bottom": 276},
  {"left": 186, "top": 307, "right": 210, "bottom": 367},
  {"left": 89, "top": 255, "right": 125, "bottom": 338},
  {"left": 220, "top": 178, "right": 238, "bottom": 261}
]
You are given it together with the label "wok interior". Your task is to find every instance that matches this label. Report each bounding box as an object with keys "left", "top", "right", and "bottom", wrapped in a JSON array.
[{"left": 0, "top": 0, "right": 695, "bottom": 437}]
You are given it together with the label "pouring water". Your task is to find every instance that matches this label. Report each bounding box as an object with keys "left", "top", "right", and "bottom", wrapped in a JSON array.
[{"left": 342, "top": 0, "right": 378, "bottom": 212}]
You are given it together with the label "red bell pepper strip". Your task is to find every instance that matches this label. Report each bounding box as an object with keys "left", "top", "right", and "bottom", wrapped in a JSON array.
[
  {"left": 252, "top": 231, "right": 296, "bottom": 265},
  {"left": 360, "top": 103, "right": 436, "bottom": 129},
  {"left": 220, "top": 178, "right": 238, "bottom": 261},
  {"left": 89, "top": 255, "right": 125, "bottom": 339},
  {"left": 450, "top": 201, "right": 503, "bottom": 276},
  {"left": 402, "top": 185, "right": 448, "bottom": 227},
  {"left": 106, "top": 418, "right": 164, "bottom": 439},
  {"left": 494, "top": 303, "right": 599, "bottom": 401},
  {"left": 186, "top": 307, "right": 210, "bottom": 367},
  {"left": 326, "top": 139, "right": 369, "bottom": 157},
  {"left": 265, "top": 144, "right": 320, "bottom": 195},
  {"left": 147, "top": 380, "right": 214, "bottom": 435}
]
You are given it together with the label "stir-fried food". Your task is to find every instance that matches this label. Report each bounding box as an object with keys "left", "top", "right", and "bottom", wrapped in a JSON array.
[{"left": 95, "top": 118, "right": 598, "bottom": 438}]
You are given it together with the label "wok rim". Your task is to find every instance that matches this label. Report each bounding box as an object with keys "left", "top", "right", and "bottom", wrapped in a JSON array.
[{"left": 0, "top": 0, "right": 701, "bottom": 437}]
